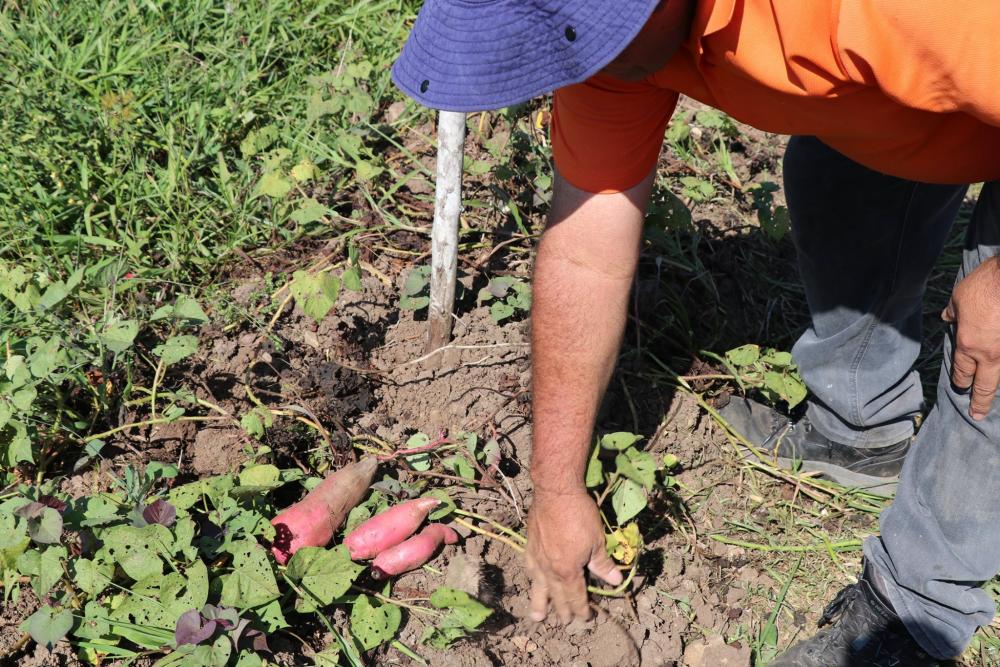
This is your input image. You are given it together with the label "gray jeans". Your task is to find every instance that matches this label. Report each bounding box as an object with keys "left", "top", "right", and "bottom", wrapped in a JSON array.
[{"left": 784, "top": 136, "right": 1000, "bottom": 659}]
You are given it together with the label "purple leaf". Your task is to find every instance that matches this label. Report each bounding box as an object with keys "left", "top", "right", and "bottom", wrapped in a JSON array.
[
  {"left": 14, "top": 502, "right": 46, "bottom": 520},
  {"left": 232, "top": 620, "right": 271, "bottom": 654},
  {"left": 16, "top": 502, "right": 63, "bottom": 544},
  {"left": 174, "top": 609, "right": 217, "bottom": 646},
  {"left": 38, "top": 495, "right": 68, "bottom": 514},
  {"left": 142, "top": 498, "right": 177, "bottom": 527},
  {"left": 249, "top": 628, "right": 271, "bottom": 653},
  {"left": 201, "top": 604, "right": 238, "bottom": 629}
]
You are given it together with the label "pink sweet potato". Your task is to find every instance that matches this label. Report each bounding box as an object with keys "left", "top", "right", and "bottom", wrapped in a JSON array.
[
  {"left": 371, "top": 523, "right": 459, "bottom": 579},
  {"left": 270, "top": 457, "right": 378, "bottom": 564},
  {"left": 343, "top": 496, "right": 440, "bottom": 560}
]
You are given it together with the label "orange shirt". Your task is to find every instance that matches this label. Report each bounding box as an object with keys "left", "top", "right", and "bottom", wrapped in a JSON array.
[{"left": 551, "top": 0, "right": 1000, "bottom": 193}]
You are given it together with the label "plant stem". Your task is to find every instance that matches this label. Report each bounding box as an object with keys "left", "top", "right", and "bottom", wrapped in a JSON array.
[
  {"left": 453, "top": 509, "right": 526, "bottom": 543},
  {"left": 682, "top": 383, "right": 885, "bottom": 514},
  {"left": 351, "top": 433, "right": 395, "bottom": 453},
  {"left": 379, "top": 436, "right": 454, "bottom": 461},
  {"left": 149, "top": 359, "right": 164, "bottom": 421},
  {"left": 350, "top": 586, "right": 442, "bottom": 618},
  {"left": 391, "top": 639, "right": 428, "bottom": 665},
  {"left": 709, "top": 534, "right": 862, "bottom": 553},
  {"left": 82, "top": 415, "right": 222, "bottom": 443},
  {"left": 587, "top": 562, "right": 637, "bottom": 597},
  {"left": 453, "top": 517, "right": 525, "bottom": 553},
  {"left": 281, "top": 574, "right": 365, "bottom": 667}
]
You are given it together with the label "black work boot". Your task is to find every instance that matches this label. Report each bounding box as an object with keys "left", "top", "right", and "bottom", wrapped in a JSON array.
[
  {"left": 770, "top": 564, "right": 940, "bottom": 666},
  {"left": 719, "top": 397, "right": 912, "bottom": 495}
]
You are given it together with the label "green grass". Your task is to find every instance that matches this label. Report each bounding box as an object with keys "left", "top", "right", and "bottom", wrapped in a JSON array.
[
  {"left": 1, "top": 0, "right": 416, "bottom": 282},
  {"left": 0, "top": 0, "right": 429, "bottom": 472}
]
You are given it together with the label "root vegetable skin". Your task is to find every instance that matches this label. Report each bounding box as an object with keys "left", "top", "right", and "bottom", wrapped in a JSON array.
[
  {"left": 371, "top": 524, "right": 459, "bottom": 579},
  {"left": 270, "top": 457, "right": 378, "bottom": 564},
  {"left": 344, "top": 497, "right": 441, "bottom": 560}
]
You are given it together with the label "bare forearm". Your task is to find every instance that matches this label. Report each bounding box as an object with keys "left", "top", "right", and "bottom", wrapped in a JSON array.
[
  {"left": 530, "top": 243, "right": 635, "bottom": 492},
  {"left": 529, "top": 171, "right": 653, "bottom": 495}
]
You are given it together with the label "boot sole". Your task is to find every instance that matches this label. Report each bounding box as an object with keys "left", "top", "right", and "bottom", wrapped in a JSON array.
[{"left": 740, "top": 446, "right": 898, "bottom": 496}]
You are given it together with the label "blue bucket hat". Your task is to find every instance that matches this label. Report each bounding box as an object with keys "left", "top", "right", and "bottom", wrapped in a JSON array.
[{"left": 392, "top": 0, "right": 662, "bottom": 112}]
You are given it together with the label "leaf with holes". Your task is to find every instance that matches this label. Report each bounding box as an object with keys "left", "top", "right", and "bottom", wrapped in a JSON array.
[
  {"left": 114, "top": 560, "right": 209, "bottom": 649},
  {"left": 608, "top": 523, "right": 642, "bottom": 565},
  {"left": 509, "top": 282, "right": 532, "bottom": 310},
  {"left": 725, "top": 343, "right": 760, "bottom": 367},
  {"left": 422, "top": 587, "right": 492, "bottom": 648},
  {"left": 350, "top": 594, "right": 402, "bottom": 650},
  {"left": 74, "top": 601, "right": 111, "bottom": 640},
  {"left": 101, "top": 524, "right": 171, "bottom": 581},
  {"left": 600, "top": 432, "right": 643, "bottom": 451},
  {"left": 71, "top": 556, "right": 114, "bottom": 597},
  {"left": 220, "top": 541, "right": 280, "bottom": 609},
  {"left": 611, "top": 478, "right": 647, "bottom": 525},
  {"left": 286, "top": 545, "right": 364, "bottom": 612},
  {"left": 761, "top": 349, "right": 794, "bottom": 367},
  {"left": 289, "top": 271, "right": 341, "bottom": 323},
  {"left": 615, "top": 448, "right": 657, "bottom": 491}
]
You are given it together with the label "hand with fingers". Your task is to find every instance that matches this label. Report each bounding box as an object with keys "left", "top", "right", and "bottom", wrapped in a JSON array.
[
  {"left": 525, "top": 489, "right": 622, "bottom": 624},
  {"left": 942, "top": 257, "right": 1000, "bottom": 421}
]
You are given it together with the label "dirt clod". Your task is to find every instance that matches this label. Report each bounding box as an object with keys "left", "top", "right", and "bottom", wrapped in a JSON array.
[
  {"left": 682, "top": 635, "right": 751, "bottom": 667},
  {"left": 191, "top": 428, "right": 248, "bottom": 475}
]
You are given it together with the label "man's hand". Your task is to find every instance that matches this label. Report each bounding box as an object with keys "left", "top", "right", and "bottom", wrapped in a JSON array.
[
  {"left": 526, "top": 490, "right": 622, "bottom": 624},
  {"left": 942, "top": 257, "right": 1000, "bottom": 420}
]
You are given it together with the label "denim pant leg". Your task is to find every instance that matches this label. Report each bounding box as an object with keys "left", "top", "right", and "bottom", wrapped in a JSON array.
[
  {"left": 782, "top": 136, "right": 967, "bottom": 447},
  {"left": 865, "top": 182, "right": 1000, "bottom": 659}
]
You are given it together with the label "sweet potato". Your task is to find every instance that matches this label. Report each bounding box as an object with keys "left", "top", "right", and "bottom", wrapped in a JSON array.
[
  {"left": 270, "top": 457, "right": 378, "bottom": 564},
  {"left": 344, "top": 496, "right": 440, "bottom": 560},
  {"left": 371, "top": 523, "right": 459, "bottom": 579}
]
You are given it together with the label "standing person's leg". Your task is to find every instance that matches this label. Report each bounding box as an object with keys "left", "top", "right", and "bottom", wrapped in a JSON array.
[
  {"left": 787, "top": 137, "right": 965, "bottom": 448},
  {"left": 864, "top": 180, "right": 1000, "bottom": 659},
  {"left": 723, "top": 135, "right": 967, "bottom": 494}
]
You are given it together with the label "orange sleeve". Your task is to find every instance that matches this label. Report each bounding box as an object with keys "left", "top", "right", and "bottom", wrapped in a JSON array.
[{"left": 551, "top": 74, "right": 678, "bottom": 194}]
